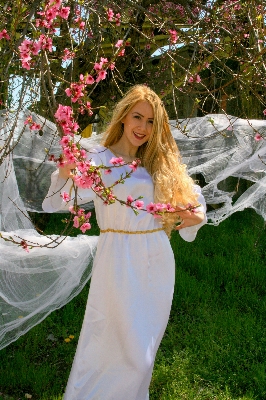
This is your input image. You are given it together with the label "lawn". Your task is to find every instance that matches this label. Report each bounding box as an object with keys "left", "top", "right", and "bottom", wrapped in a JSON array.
[{"left": 0, "top": 208, "right": 266, "bottom": 400}]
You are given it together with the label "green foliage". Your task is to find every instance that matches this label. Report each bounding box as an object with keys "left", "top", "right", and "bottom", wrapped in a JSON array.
[{"left": 0, "top": 209, "right": 266, "bottom": 399}]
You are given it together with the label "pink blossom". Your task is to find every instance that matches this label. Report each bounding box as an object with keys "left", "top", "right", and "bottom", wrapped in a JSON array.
[
  {"left": 96, "top": 70, "right": 107, "bottom": 82},
  {"left": 39, "top": 34, "right": 53, "bottom": 52},
  {"left": 19, "top": 39, "right": 32, "bottom": 55},
  {"left": 79, "top": 21, "right": 85, "bottom": 30},
  {"left": 24, "top": 116, "right": 33, "bottom": 125},
  {"left": 18, "top": 38, "right": 42, "bottom": 69},
  {"left": 118, "top": 49, "right": 125, "bottom": 57},
  {"left": 107, "top": 8, "right": 114, "bottom": 21},
  {"left": 169, "top": 29, "right": 178, "bottom": 44},
  {"left": 101, "top": 57, "right": 108, "bottom": 64},
  {"left": 134, "top": 200, "right": 144, "bottom": 209},
  {"left": 59, "top": 7, "right": 70, "bottom": 19},
  {"left": 31, "top": 41, "right": 41, "bottom": 55},
  {"left": 107, "top": 193, "right": 116, "bottom": 202},
  {"left": 67, "top": 154, "right": 76, "bottom": 163},
  {"left": 45, "top": 6, "right": 57, "bottom": 22},
  {"left": 94, "top": 62, "right": 102, "bottom": 71},
  {"left": 0, "top": 29, "right": 10, "bottom": 40},
  {"left": 72, "top": 122, "right": 79, "bottom": 132},
  {"left": 146, "top": 202, "right": 158, "bottom": 213},
  {"left": 263, "top": 109, "right": 266, "bottom": 116},
  {"left": 109, "top": 62, "right": 115, "bottom": 71},
  {"left": 115, "top": 39, "right": 123, "bottom": 48},
  {"left": 30, "top": 122, "right": 41, "bottom": 130},
  {"left": 61, "top": 192, "right": 70, "bottom": 202},
  {"left": 104, "top": 169, "right": 112, "bottom": 174},
  {"left": 62, "top": 48, "right": 75, "bottom": 61},
  {"left": 55, "top": 104, "right": 72, "bottom": 121},
  {"left": 115, "top": 13, "right": 121, "bottom": 26},
  {"left": 195, "top": 74, "right": 201, "bottom": 83},
  {"left": 254, "top": 133, "right": 263, "bottom": 141},
  {"left": 80, "top": 149, "right": 87, "bottom": 158},
  {"left": 57, "top": 159, "right": 66, "bottom": 168},
  {"left": 21, "top": 240, "right": 29, "bottom": 253},
  {"left": 166, "top": 203, "right": 175, "bottom": 212},
  {"left": 155, "top": 203, "right": 167, "bottom": 212},
  {"left": 129, "top": 160, "right": 140, "bottom": 171},
  {"left": 188, "top": 76, "right": 194, "bottom": 83},
  {"left": 85, "top": 75, "right": 94, "bottom": 84},
  {"left": 21, "top": 59, "right": 31, "bottom": 70},
  {"left": 65, "top": 82, "right": 84, "bottom": 102},
  {"left": 69, "top": 205, "right": 76, "bottom": 214},
  {"left": 77, "top": 208, "right": 85, "bottom": 216},
  {"left": 65, "top": 88, "right": 72, "bottom": 97},
  {"left": 73, "top": 216, "right": 80, "bottom": 228},
  {"left": 110, "top": 157, "right": 124, "bottom": 165},
  {"left": 63, "top": 147, "right": 72, "bottom": 157},
  {"left": 127, "top": 195, "right": 134, "bottom": 204},
  {"left": 77, "top": 161, "right": 91, "bottom": 173},
  {"left": 80, "top": 222, "right": 91, "bottom": 233},
  {"left": 55, "top": 104, "right": 79, "bottom": 136}
]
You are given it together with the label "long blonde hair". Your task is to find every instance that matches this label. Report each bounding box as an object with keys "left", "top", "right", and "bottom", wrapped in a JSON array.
[{"left": 102, "top": 85, "right": 198, "bottom": 236}]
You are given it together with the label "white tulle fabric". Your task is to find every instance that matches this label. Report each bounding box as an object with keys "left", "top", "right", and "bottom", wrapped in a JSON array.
[{"left": 0, "top": 109, "right": 265, "bottom": 353}]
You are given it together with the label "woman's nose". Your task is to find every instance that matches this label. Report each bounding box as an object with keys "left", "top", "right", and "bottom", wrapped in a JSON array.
[{"left": 139, "top": 120, "right": 147, "bottom": 132}]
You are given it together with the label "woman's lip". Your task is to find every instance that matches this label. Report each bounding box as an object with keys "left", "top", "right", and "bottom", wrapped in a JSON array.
[{"left": 133, "top": 131, "right": 145, "bottom": 140}]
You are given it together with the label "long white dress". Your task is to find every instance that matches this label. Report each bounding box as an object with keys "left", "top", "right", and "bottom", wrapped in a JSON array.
[{"left": 42, "top": 146, "right": 206, "bottom": 400}]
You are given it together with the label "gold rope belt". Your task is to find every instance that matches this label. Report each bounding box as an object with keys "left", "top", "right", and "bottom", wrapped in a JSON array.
[{"left": 100, "top": 227, "right": 164, "bottom": 235}]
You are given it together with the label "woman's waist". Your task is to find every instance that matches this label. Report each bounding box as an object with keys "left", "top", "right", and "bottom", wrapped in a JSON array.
[{"left": 99, "top": 226, "right": 164, "bottom": 235}]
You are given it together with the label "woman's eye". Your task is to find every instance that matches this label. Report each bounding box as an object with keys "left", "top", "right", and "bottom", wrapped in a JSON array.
[
  {"left": 134, "top": 115, "right": 140, "bottom": 119},
  {"left": 148, "top": 120, "right": 153, "bottom": 124}
]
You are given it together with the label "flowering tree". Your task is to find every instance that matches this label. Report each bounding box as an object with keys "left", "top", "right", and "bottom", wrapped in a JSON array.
[{"left": 0, "top": 0, "right": 265, "bottom": 249}]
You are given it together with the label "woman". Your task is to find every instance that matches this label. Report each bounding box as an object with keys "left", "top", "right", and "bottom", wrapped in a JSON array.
[{"left": 42, "top": 85, "right": 207, "bottom": 400}]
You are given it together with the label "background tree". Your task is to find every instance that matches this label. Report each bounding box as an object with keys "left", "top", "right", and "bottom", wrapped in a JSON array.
[{"left": 0, "top": 0, "right": 265, "bottom": 139}]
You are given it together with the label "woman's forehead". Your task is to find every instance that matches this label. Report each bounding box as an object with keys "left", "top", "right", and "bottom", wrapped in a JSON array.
[{"left": 129, "top": 101, "right": 154, "bottom": 118}]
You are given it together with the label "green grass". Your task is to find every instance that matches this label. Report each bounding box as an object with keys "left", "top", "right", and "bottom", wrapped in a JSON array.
[{"left": 0, "top": 209, "right": 266, "bottom": 399}]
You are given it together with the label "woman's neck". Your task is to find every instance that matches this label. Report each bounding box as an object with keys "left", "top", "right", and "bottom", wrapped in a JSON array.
[{"left": 109, "top": 139, "right": 138, "bottom": 162}]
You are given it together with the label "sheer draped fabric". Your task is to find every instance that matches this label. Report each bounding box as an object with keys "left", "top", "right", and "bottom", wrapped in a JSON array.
[{"left": 0, "top": 110, "right": 265, "bottom": 350}]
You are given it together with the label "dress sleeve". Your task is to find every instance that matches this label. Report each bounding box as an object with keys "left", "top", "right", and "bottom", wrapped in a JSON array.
[
  {"left": 42, "top": 170, "right": 96, "bottom": 213},
  {"left": 178, "top": 184, "right": 207, "bottom": 242}
]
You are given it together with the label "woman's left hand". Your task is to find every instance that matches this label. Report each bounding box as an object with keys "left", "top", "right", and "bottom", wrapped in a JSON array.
[{"left": 174, "top": 205, "right": 205, "bottom": 230}]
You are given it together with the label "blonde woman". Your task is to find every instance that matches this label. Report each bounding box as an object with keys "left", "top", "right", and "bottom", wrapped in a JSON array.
[{"left": 43, "top": 84, "right": 207, "bottom": 400}]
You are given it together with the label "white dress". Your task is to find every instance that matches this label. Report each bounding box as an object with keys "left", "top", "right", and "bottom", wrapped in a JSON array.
[{"left": 42, "top": 146, "right": 206, "bottom": 400}]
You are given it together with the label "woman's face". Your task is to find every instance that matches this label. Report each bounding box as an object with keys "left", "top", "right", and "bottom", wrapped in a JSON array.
[{"left": 121, "top": 101, "right": 154, "bottom": 149}]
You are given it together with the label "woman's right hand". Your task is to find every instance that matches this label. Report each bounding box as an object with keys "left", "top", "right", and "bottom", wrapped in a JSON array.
[{"left": 58, "top": 162, "right": 77, "bottom": 180}]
